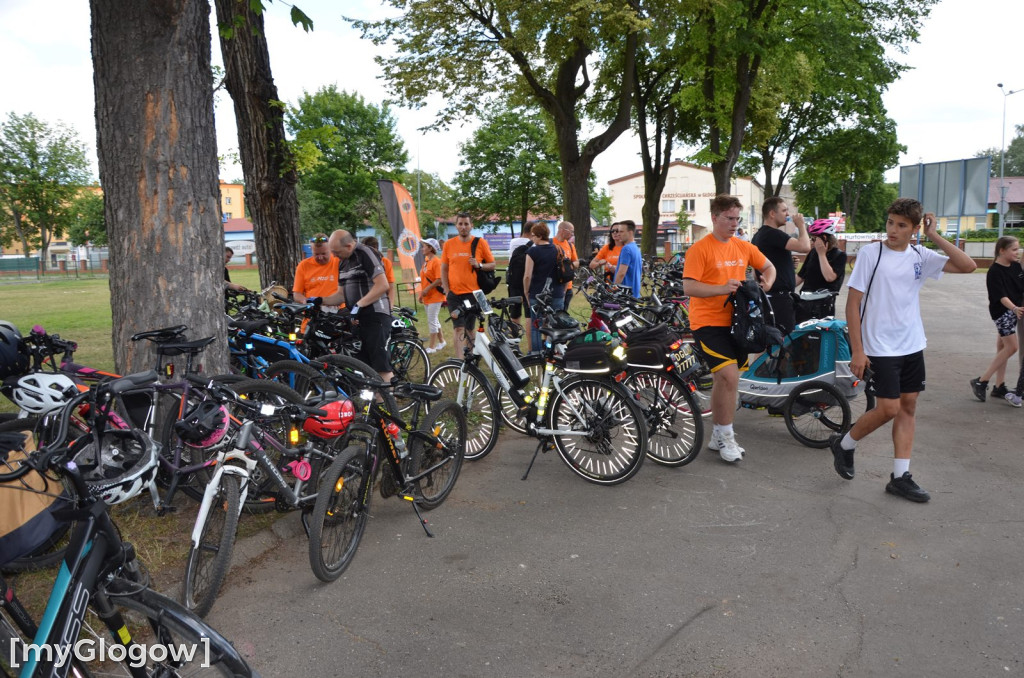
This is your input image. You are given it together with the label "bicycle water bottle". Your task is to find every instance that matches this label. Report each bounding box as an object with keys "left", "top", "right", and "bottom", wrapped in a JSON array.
[{"left": 386, "top": 422, "right": 409, "bottom": 459}]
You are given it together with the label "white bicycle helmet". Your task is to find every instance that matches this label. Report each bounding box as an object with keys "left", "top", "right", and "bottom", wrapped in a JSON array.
[
  {"left": 71, "top": 429, "right": 160, "bottom": 506},
  {"left": 13, "top": 373, "right": 80, "bottom": 414},
  {"left": 808, "top": 218, "right": 837, "bottom": 236}
]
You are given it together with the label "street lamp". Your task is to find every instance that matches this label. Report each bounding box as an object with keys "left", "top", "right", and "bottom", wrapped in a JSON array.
[{"left": 997, "top": 83, "right": 1021, "bottom": 237}]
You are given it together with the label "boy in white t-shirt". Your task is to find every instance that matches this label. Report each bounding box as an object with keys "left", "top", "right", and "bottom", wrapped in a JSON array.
[{"left": 829, "top": 198, "right": 977, "bottom": 502}]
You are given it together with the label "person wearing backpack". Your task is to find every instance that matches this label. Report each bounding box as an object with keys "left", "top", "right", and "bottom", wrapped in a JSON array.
[
  {"left": 682, "top": 195, "right": 776, "bottom": 463},
  {"left": 441, "top": 212, "right": 497, "bottom": 359},
  {"left": 506, "top": 222, "right": 535, "bottom": 335},
  {"left": 522, "top": 222, "right": 564, "bottom": 351},
  {"left": 829, "top": 199, "right": 977, "bottom": 502}
]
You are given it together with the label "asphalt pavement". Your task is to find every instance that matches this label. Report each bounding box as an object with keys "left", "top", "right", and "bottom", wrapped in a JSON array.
[{"left": 206, "top": 272, "right": 1024, "bottom": 678}]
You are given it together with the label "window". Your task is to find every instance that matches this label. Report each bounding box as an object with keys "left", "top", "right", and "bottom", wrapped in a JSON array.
[
  {"left": 661, "top": 199, "right": 676, "bottom": 213},
  {"left": 223, "top": 212, "right": 232, "bottom": 220},
  {"left": 681, "top": 199, "right": 695, "bottom": 213},
  {"left": 225, "top": 196, "right": 232, "bottom": 205}
]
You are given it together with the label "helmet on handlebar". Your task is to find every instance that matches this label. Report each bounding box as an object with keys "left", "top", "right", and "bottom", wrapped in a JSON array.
[
  {"left": 71, "top": 429, "right": 160, "bottom": 506},
  {"left": 0, "top": 321, "right": 30, "bottom": 379},
  {"left": 547, "top": 310, "right": 580, "bottom": 331},
  {"left": 12, "top": 373, "right": 80, "bottom": 414},
  {"left": 808, "top": 219, "right": 837, "bottom": 236},
  {"left": 174, "top": 400, "right": 231, "bottom": 451},
  {"left": 302, "top": 398, "right": 356, "bottom": 439}
]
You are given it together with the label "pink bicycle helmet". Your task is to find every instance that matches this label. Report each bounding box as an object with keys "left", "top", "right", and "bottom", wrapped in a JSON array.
[{"left": 808, "top": 219, "right": 837, "bottom": 236}]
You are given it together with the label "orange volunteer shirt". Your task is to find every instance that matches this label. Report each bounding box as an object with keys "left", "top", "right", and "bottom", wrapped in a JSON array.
[
  {"left": 682, "top": 236, "right": 767, "bottom": 330},
  {"left": 420, "top": 257, "right": 445, "bottom": 304},
  {"left": 595, "top": 244, "right": 620, "bottom": 277},
  {"left": 292, "top": 255, "right": 340, "bottom": 298},
  {"left": 441, "top": 237, "right": 494, "bottom": 295},
  {"left": 554, "top": 238, "right": 577, "bottom": 289}
]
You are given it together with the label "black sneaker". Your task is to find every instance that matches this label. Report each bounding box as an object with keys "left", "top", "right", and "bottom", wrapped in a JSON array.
[
  {"left": 970, "top": 378, "right": 988, "bottom": 402},
  {"left": 829, "top": 434, "right": 855, "bottom": 480},
  {"left": 885, "top": 472, "right": 930, "bottom": 503},
  {"left": 991, "top": 383, "right": 1009, "bottom": 399}
]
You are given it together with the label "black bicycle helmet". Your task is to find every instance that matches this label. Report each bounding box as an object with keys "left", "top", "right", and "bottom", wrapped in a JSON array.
[
  {"left": 173, "top": 400, "right": 231, "bottom": 451},
  {"left": 548, "top": 310, "right": 580, "bottom": 331},
  {"left": 0, "top": 321, "right": 30, "bottom": 379}
]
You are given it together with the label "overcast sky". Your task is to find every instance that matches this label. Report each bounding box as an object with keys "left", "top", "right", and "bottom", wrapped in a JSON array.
[{"left": 1, "top": 0, "right": 1022, "bottom": 194}]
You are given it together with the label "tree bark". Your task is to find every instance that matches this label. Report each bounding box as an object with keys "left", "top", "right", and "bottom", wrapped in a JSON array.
[
  {"left": 91, "top": 0, "right": 229, "bottom": 374},
  {"left": 214, "top": 0, "right": 302, "bottom": 289}
]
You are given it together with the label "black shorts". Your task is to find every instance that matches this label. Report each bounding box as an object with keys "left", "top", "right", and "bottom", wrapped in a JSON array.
[
  {"left": 692, "top": 325, "right": 750, "bottom": 372},
  {"left": 507, "top": 288, "right": 530, "bottom": 320},
  {"left": 446, "top": 292, "right": 480, "bottom": 329},
  {"left": 868, "top": 351, "right": 926, "bottom": 399},
  {"left": 767, "top": 290, "right": 795, "bottom": 336},
  {"left": 355, "top": 312, "right": 392, "bottom": 373}
]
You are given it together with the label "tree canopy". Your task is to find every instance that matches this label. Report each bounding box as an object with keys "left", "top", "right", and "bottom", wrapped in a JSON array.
[
  {"left": 454, "top": 106, "right": 562, "bottom": 233},
  {"left": 0, "top": 112, "right": 91, "bottom": 264},
  {"left": 286, "top": 85, "right": 408, "bottom": 233},
  {"left": 978, "top": 123, "right": 1024, "bottom": 177},
  {"left": 351, "top": 0, "right": 645, "bottom": 255}
]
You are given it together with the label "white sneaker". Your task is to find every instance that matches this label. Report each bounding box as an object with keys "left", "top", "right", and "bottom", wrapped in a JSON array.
[
  {"left": 1006, "top": 392, "right": 1023, "bottom": 408},
  {"left": 708, "top": 430, "right": 744, "bottom": 462}
]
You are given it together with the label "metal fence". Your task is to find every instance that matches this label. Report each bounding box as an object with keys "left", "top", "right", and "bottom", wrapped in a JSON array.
[{"left": 0, "top": 255, "right": 109, "bottom": 280}]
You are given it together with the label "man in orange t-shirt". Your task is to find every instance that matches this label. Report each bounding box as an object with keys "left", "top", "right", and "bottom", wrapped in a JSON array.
[
  {"left": 292, "top": 234, "right": 340, "bottom": 310},
  {"left": 553, "top": 220, "right": 579, "bottom": 306},
  {"left": 683, "top": 195, "right": 775, "bottom": 464},
  {"left": 441, "top": 212, "right": 496, "bottom": 358}
]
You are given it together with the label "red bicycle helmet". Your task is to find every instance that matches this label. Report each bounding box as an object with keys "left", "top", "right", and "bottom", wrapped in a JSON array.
[
  {"left": 302, "top": 398, "right": 355, "bottom": 439},
  {"left": 808, "top": 218, "right": 837, "bottom": 236},
  {"left": 174, "top": 401, "right": 231, "bottom": 451}
]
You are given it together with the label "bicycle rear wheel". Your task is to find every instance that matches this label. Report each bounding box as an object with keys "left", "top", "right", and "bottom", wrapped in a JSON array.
[
  {"left": 264, "top": 359, "right": 333, "bottom": 401},
  {"left": 408, "top": 399, "right": 466, "bottom": 510},
  {"left": 783, "top": 380, "right": 852, "bottom": 448},
  {"left": 548, "top": 377, "right": 648, "bottom": 485},
  {"left": 182, "top": 473, "right": 241, "bottom": 618},
  {"left": 623, "top": 369, "right": 703, "bottom": 467},
  {"left": 428, "top": 360, "right": 499, "bottom": 460},
  {"left": 309, "top": 443, "right": 372, "bottom": 582}
]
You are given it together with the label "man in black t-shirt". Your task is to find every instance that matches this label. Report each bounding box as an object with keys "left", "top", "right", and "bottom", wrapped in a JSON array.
[
  {"left": 752, "top": 197, "right": 810, "bottom": 335},
  {"left": 317, "top": 230, "right": 394, "bottom": 380}
]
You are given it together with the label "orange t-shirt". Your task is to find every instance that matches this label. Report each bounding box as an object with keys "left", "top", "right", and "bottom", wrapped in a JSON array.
[
  {"left": 381, "top": 256, "right": 395, "bottom": 283},
  {"left": 292, "top": 255, "right": 340, "bottom": 298},
  {"left": 554, "top": 238, "right": 577, "bottom": 289},
  {"left": 682, "top": 236, "right": 768, "bottom": 330},
  {"left": 441, "top": 237, "right": 494, "bottom": 295},
  {"left": 595, "top": 244, "right": 620, "bottom": 278},
  {"left": 419, "top": 257, "right": 445, "bottom": 304}
]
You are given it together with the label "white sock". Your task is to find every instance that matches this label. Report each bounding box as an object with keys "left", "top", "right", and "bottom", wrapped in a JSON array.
[
  {"left": 717, "top": 423, "right": 734, "bottom": 438},
  {"left": 841, "top": 432, "right": 857, "bottom": 450},
  {"left": 893, "top": 458, "right": 910, "bottom": 478}
]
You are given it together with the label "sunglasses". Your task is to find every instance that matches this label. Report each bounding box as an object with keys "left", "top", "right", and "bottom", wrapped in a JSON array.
[{"left": 310, "top": 236, "right": 328, "bottom": 244}]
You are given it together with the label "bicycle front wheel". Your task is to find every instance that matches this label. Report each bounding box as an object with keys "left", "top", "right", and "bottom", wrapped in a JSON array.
[
  {"left": 309, "top": 443, "right": 372, "bottom": 583},
  {"left": 623, "top": 369, "right": 703, "bottom": 467},
  {"left": 548, "top": 377, "right": 648, "bottom": 485},
  {"left": 81, "top": 578, "right": 256, "bottom": 676},
  {"left": 783, "top": 380, "right": 852, "bottom": 448},
  {"left": 408, "top": 399, "right": 466, "bottom": 510},
  {"left": 428, "top": 360, "right": 499, "bottom": 460},
  {"left": 182, "top": 473, "right": 241, "bottom": 618}
]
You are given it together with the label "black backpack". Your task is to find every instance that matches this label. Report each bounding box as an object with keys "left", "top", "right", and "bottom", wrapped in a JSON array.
[
  {"left": 471, "top": 237, "right": 501, "bottom": 294},
  {"left": 554, "top": 243, "right": 575, "bottom": 284},
  {"left": 506, "top": 242, "right": 531, "bottom": 292},
  {"left": 726, "top": 280, "right": 783, "bottom": 353}
]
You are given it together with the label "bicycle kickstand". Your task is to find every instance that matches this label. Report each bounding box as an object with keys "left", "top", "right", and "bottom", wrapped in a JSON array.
[
  {"left": 404, "top": 494, "right": 434, "bottom": 538},
  {"left": 522, "top": 438, "right": 554, "bottom": 481}
]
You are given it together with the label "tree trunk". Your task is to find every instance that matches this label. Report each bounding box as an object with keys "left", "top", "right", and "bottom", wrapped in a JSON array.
[
  {"left": 91, "top": 0, "right": 229, "bottom": 374},
  {"left": 214, "top": 0, "right": 302, "bottom": 289}
]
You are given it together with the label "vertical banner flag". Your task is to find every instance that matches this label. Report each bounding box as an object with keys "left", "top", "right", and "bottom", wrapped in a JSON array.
[{"left": 378, "top": 180, "right": 424, "bottom": 291}]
